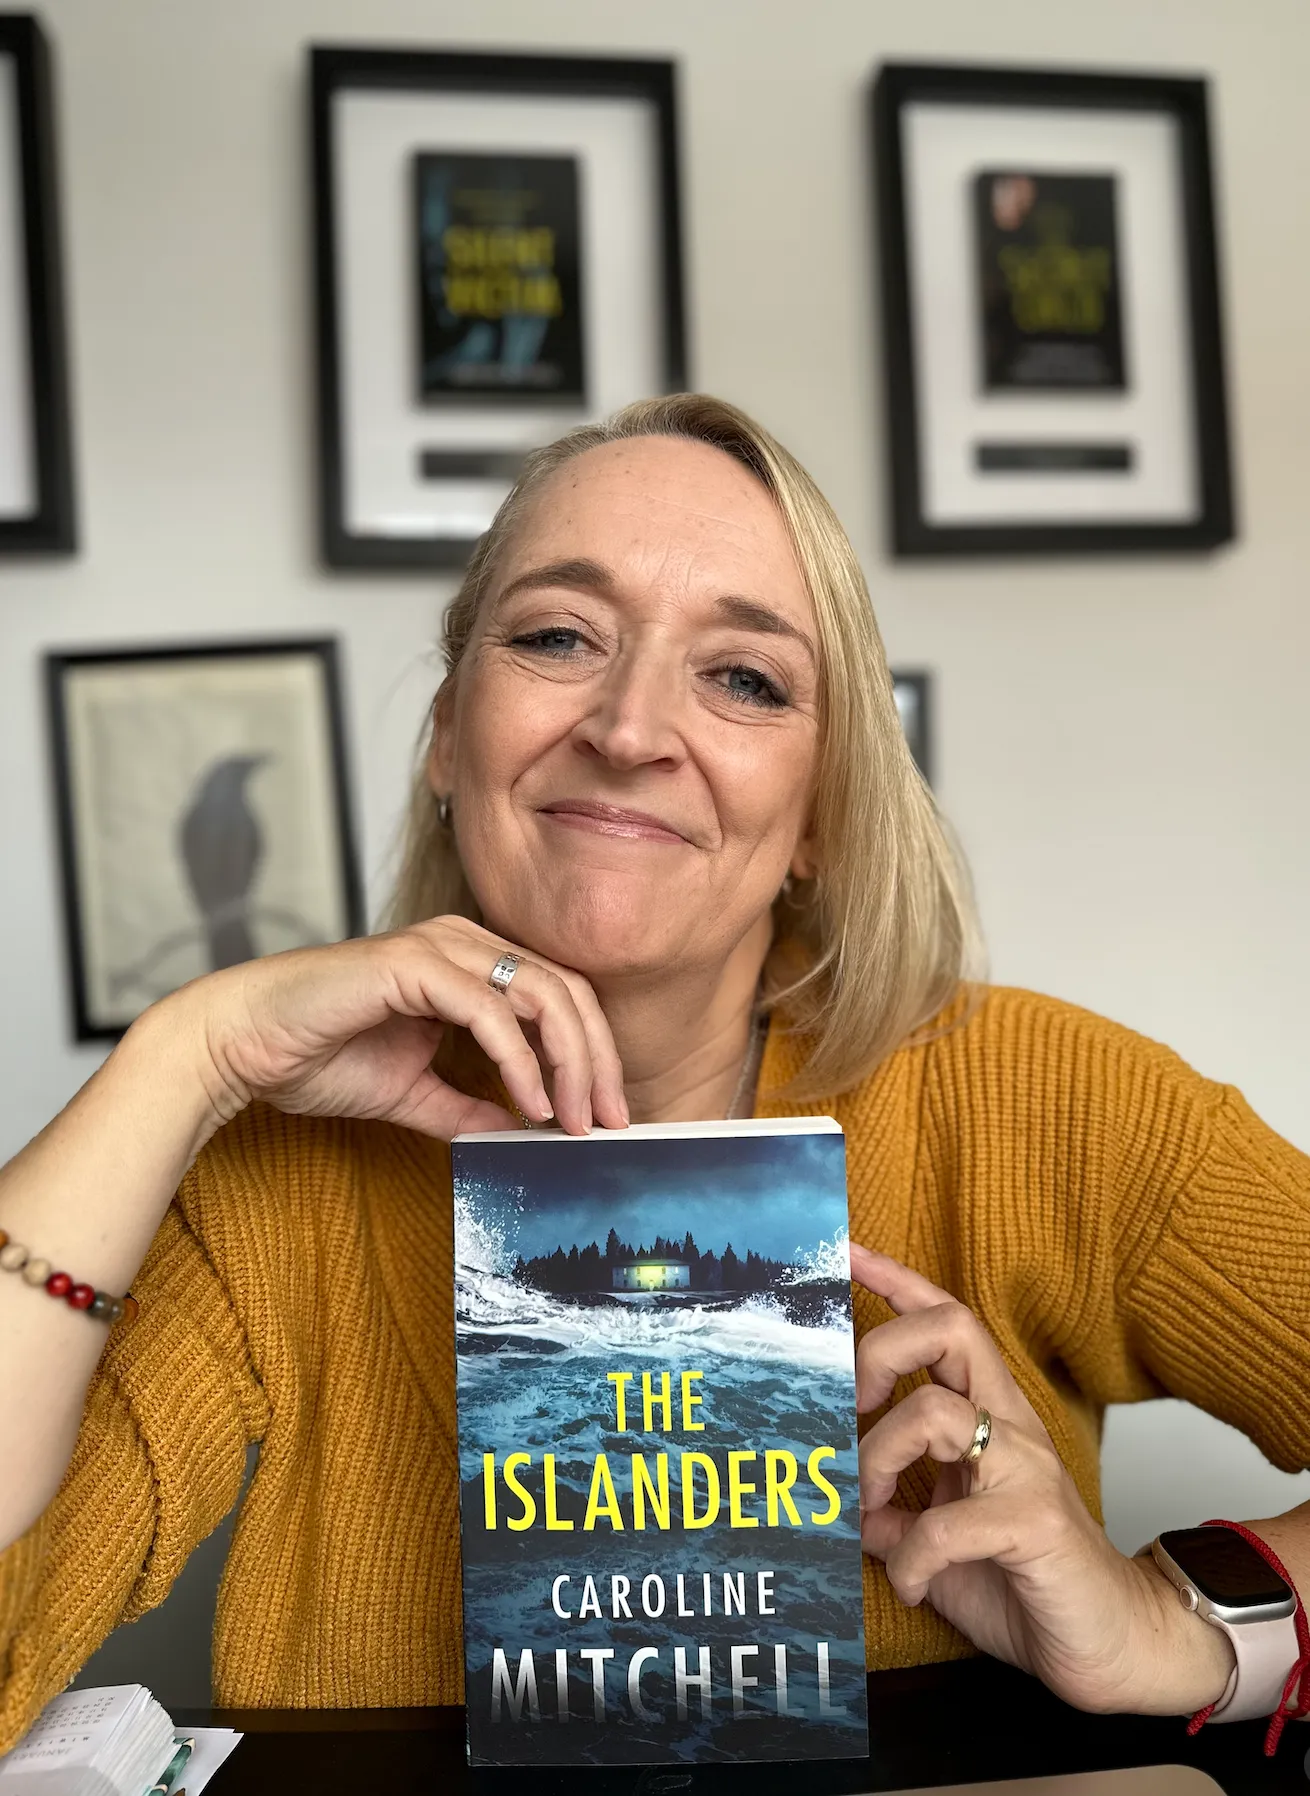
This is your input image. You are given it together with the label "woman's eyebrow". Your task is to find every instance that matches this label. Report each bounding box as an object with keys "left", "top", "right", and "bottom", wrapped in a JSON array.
[
  {"left": 496, "top": 557, "right": 618, "bottom": 606},
  {"left": 495, "top": 561, "right": 816, "bottom": 665},
  {"left": 713, "top": 595, "right": 816, "bottom": 665}
]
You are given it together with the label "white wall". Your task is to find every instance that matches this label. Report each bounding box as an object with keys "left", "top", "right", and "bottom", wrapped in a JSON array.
[{"left": 7, "top": 0, "right": 1308, "bottom": 1698}]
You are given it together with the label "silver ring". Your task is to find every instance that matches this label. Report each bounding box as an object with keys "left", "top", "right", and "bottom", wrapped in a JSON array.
[
  {"left": 487, "top": 953, "right": 521, "bottom": 996},
  {"left": 959, "top": 1404, "right": 992, "bottom": 1466}
]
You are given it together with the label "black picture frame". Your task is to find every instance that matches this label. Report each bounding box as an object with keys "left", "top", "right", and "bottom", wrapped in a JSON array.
[
  {"left": 871, "top": 63, "right": 1235, "bottom": 558},
  {"left": 891, "top": 669, "right": 933, "bottom": 786},
  {"left": 46, "top": 639, "right": 365, "bottom": 1043},
  {"left": 0, "top": 13, "right": 75, "bottom": 554},
  {"left": 310, "top": 45, "right": 688, "bottom": 571}
]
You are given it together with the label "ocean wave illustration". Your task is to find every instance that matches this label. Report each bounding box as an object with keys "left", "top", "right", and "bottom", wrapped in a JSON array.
[{"left": 454, "top": 1191, "right": 855, "bottom": 1374}]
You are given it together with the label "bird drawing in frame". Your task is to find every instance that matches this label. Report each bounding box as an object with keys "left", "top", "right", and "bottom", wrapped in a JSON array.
[{"left": 178, "top": 753, "right": 267, "bottom": 970}]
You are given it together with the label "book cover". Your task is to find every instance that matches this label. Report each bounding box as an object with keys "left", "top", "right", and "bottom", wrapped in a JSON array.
[
  {"left": 451, "top": 1117, "right": 868, "bottom": 1766},
  {"left": 974, "top": 169, "right": 1127, "bottom": 392},
  {"left": 413, "top": 151, "right": 587, "bottom": 405}
]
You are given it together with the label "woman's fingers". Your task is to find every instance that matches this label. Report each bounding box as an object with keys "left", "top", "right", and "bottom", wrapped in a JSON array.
[
  {"left": 858, "top": 1379, "right": 985, "bottom": 1510},
  {"left": 408, "top": 920, "right": 623, "bottom": 1134},
  {"left": 386, "top": 940, "right": 558, "bottom": 1126},
  {"left": 850, "top": 1246, "right": 1035, "bottom": 1422},
  {"left": 537, "top": 963, "right": 629, "bottom": 1130},
  {"left": 860, "top": 1500, "right": 916, "bottom": 1561},
  {"left": 878, "top": 1487, "right": 1067, "bottom": 1607},
  {"left": 485, "top": 940, "right": 627, "bottom": 1132},
  {"left": 389, "top": 1070, "right": 522, "bottom": 1141},
  {"left": 857, "top": 1371, "right": 1077, "bottom": 1601},
  {"left": 875, "top": 1494, "right": 997, "bottom": 1607},
  {"left": 854, "top": 1300, "right": 1028, "bottom": 1417},
  {"left": 396, "top": 924, "right": 588, "bottom": 1132},
  {"left": 502, "top": 961, "right": 599, "bottom": 1134},
  {"left": 851, "top": 1243, "right": 968, "bottom": 1316}
]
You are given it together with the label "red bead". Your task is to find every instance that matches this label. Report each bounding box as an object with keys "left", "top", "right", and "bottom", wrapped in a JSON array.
[
  {"left": 67, "top": 1283, "right": 95, "bottom": 1310},
  {"left": 45, "top": 1271, "right": 72, "bottom": 1298}
]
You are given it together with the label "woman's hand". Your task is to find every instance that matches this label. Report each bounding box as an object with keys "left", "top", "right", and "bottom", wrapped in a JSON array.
[
  {"left": 3, "top": 915, "right": 626, "bottom": 1545},
  {"left": 851, "top": 1244, "right": 1235, "bottom": 1717},
  {"left": 161, "top": 915, "right": 628, "bottom": 1142}
]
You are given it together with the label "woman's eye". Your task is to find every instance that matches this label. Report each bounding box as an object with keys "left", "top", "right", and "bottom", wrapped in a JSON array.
[
  {"left": 713, "top": 664, "right": 788, "bottom": 709},
  {"left": 511, "top": 627, "right": 584, "bottom": 658}
]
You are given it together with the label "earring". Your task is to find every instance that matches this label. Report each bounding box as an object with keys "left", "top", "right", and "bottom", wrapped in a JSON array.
[{"left": 436, "top": 795, "right": 453, "bottom": 828}]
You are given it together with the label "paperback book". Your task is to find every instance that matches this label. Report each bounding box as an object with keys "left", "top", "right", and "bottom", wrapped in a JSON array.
[{"left": 451, "top": 1117, "right": 868, "bottom": 1766}]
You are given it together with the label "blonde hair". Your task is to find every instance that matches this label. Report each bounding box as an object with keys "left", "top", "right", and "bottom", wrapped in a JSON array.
[{"left": 386, "top": 394, "right": 981, "bottom": 1097}]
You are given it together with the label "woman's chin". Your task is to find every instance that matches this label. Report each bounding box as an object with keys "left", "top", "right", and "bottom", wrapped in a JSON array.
[
  {"left": 534, "top": 928, "right": 690, "bottom": 983},
  {"left": 507, "top": 896, "right": 712, "bottom": 983}
]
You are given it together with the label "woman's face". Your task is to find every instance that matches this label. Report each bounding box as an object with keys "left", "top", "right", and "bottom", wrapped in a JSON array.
[{"left": 432, "top": 435, "right": 821, "bottom": 983}]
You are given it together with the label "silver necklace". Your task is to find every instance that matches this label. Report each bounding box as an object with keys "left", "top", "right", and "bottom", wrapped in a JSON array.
[{"left": 726, "top": 1011, "right": 766, "bottom": 1121}]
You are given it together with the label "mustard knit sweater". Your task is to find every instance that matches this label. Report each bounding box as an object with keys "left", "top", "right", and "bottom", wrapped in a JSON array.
[{"left": 1, "top": 986, "right": 1308, "bottom": 1749}]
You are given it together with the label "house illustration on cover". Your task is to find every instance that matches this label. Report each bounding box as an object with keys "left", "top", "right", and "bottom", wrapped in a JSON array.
[{"left": 612, "top": 1257, "right": 691, "bottom": 1290}]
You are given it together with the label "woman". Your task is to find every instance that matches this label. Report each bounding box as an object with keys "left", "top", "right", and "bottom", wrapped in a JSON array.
[{"left": 0, "top": 395, "right": 1306, "bottom": 1750}]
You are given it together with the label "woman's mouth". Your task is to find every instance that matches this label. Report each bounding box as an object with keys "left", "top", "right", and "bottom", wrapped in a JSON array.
[{"left": 537, "top": 800, "right": 689, "bottom": 845}]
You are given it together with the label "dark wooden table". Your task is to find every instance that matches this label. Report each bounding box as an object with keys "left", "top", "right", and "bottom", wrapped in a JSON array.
[{"left": 181, "top": 1660, "right": 1309, "bottom": 1795}]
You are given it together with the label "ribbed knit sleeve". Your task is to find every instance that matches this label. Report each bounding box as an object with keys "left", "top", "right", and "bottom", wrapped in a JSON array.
[
  {"left": 904, "top": 989, "right": 1310, "bottom": 1501},
  {"left": 0, "top": 1199, "right": 268, "bottom": 1755},
  {"left": 1123, "top": 1088, "right": 1310, "bottom": 1473}
]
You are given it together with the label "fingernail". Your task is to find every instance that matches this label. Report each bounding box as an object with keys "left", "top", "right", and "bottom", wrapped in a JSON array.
[
  {"left": 620, "top": 1095, "right": 631, "bottom": 1126},
  {"left": 538, "top": 1098, "right": 554, "bottom": 1121}
]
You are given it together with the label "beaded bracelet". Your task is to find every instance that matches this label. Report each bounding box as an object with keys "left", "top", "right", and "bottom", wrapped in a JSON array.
[{"left": 0, "top": 1228, "right": 138, "bottom": 1326}]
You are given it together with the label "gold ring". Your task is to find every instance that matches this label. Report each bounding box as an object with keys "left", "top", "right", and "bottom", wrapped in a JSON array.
[{"left": 960, "top": 1404, "right": 992, "bottom": 1466}]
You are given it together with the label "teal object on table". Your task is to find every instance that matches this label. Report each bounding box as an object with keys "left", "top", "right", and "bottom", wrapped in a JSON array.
[{"left": 145, "top": 1737, "right": 193, "bottom": 1796}]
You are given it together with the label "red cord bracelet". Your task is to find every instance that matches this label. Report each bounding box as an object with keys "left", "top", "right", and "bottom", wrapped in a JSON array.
[
  {"left": 0, "top": 1227, "right": 138, "bottom": 1326},
  {"left": 1185, "top": 1518, "right": 1310, "bottom": 1756}
]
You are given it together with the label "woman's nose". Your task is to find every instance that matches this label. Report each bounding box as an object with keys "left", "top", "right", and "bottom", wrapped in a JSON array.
[{"left": 570, "top": 653, "right": 686, "bottom": 772}]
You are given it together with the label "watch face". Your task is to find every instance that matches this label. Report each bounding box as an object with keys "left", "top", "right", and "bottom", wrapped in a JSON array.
[{"left": 1159, "top": 1528, "right": 1294, "bottom": 1608}]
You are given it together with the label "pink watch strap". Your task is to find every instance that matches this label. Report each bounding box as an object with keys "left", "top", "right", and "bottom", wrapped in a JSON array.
[
  {"left": 1181, "top": 1519, "right": 1310, "bottom": 1755},
  {"left": 1203, "top": 1607, "right": 1301, "bottom": 1724}
]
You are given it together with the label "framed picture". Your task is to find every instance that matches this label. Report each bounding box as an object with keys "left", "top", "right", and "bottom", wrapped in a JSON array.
[
  {"left": 891, "top": 669, "right": 933, "bottom": 785},
  {"left": 46, "top": 640, "right": 365, "bottom": 1042},
  {"left": 0, "top": 14, "right": 74, "bottom": 554},
  {"left": 310, "top": 46, "right": 687, "bottom": 570},
  {"left": 871, "top": 64, "right": 1234, "bottom": 556}
]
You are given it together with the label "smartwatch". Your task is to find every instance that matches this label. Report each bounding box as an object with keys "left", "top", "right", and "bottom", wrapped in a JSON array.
[{"left": 1150, "top": 1526, "right": 1299, "bottom": 1724}]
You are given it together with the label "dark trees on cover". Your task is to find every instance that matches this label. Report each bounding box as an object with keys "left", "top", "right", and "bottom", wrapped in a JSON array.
[{"left": 513, "top": 1228, "right": 793, "bottom": 1295}]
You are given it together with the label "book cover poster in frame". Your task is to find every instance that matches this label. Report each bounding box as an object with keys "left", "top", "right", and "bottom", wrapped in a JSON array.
[
  {"left": 872, "top": 64, "right": 1234, "bottom": 556},
  {"left": 47, "top": 641, "right": 365, "bottom": 1042},
  {"left": 0, "top": 13, "right": 75, "bottom": 554},
  {"left": 311, "top": 47, "right": 687, "bottom": 569}
]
